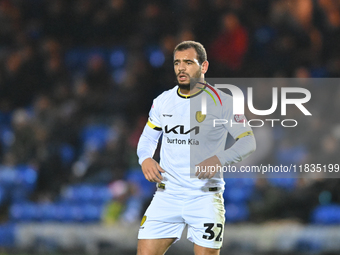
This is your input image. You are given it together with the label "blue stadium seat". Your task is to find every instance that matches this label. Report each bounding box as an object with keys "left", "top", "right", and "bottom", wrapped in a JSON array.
[
  {"left": 65, "top": 47, "right": 126, "bottom": 73},
  {"left": 9, "top": 165, "right": 37, "bottom": 203},
  {"left": 0, "top": 165, "right": 37, "bottom": 204},
  {"left": 311, "top": 204, "right": 340, "bottom": 225},
  {"left": 95, "top": 186, "right": 113, "bottom": 203},
  {"left": 125, "top": 168, "right": 156, "bottom": 199},
  {"left": 0, "top": 224, "right": 15, "bottom": 247},
  {"left": 62, "top": 185, "right": 92, "bottom": 203},
  {"left": 52, "top": 203, "right": 83, "bottom": 222},
  {"left": 10, "top": 187, "right": 29, "bottom": 203},
  {"left": 276, "top": 145, "right": 307, "bottom": 166},
  {"left": 145, "top": 46, "right": 165, "bottom": 68},
  {"left": 10, "top": 201, "right": 104, "bottom": 223},
  {"left": 0, "top": 125, "right": 14, "bottom": 151},
  {"left": 60, "top": 143, "right": 75, "bottom": 166},
  {"left": 224, "top": 178, "right": 256, "bottom": 189},
  {"left": 16, "top": 164, "right": 37, "bottom": 190},
  {"left": 39, "top": 203, "right": 57, "bottom": 222},
  {"left": 224, "top": 187, "right": 253, "bottom": 203},
  {"left": 294, "top": 238, "right": 322, "bottom": 253},
  {"left": 109, "top": 48, "right": 126, "bottom": 69},
  {"left": 225, "top": 203, "right": 249, "bottom": 223},
  {"left": 61, "top": 185, "right": 112, "bottom": 204},
  {"left": 81, "top": 124, "right": 110, "bottom": 152},
  {"left": 268, "top": 178, "right": 297, "bottom": 191},
  {"left": 10, "top": 203, "right": 39, "bottom": 222},
  {"left": 39, "top": 202, "right": 104, "bottom": 223},
  {"left": 0, "top": 167, "right": 18, "bottom": 186},
  {"left": 82, "top": 203, "right": 104, "bottom": 222}
]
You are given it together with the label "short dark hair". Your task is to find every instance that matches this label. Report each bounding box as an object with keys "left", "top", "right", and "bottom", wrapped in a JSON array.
[{"left": 173, "top": 41, "right": 207, "bottom": 65}]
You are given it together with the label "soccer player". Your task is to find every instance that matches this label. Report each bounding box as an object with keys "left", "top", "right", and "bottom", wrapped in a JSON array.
[{"left": 137, "top": 41, "right": 256, "bottom": 255}]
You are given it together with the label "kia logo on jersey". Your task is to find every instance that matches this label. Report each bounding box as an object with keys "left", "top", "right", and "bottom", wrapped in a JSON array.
[{"left": 164, "top": 125, "right": 199, "bottom": 135}]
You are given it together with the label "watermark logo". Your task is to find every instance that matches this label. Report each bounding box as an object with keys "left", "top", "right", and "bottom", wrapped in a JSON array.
[
  {"left": 194, "top": 80, "right": 312, "bottom": 128},
  {"left": 196, "top": 82, "right": 222, "bottom": 115},
  {"left": 200, "top": 84, "right": 311, "bottom": 116}
]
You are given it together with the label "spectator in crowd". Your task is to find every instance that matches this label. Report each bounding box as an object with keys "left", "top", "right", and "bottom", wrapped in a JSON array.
[{"left": 209, "top": 12, "right": 249, "bottom": 76}]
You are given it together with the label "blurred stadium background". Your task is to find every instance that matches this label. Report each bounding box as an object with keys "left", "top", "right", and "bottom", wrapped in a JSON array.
[{"left": 0, "top": 0, "right": 340, "bottom": 254}]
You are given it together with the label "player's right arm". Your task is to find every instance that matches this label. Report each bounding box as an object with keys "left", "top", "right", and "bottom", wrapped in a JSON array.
[
  {"left": 137, "top": 121, "right": 165, "bottom": 183},
  {"left": 137, "top": 98, "right": 165, "bottom": 183}
]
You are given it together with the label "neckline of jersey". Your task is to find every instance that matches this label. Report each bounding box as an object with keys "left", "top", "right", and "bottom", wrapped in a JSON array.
[{"left": 177, "top": 85, "right": 205, "bottom": 99}]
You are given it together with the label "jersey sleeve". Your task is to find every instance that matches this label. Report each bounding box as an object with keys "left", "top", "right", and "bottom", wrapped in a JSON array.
[
  {"left": 215, "top": 135, "right": 256, "bottom": 165},
  {"left": 147, "top": 98, "right": 162, "bottom": 131},
  {"left": 137, "top": 98, "right": 163, "bottom": 165},
  {"left": 215, "top": 95, "right": 256, "bottom": 165},
  {"left": 137, "top": 124, "right": 162, "bottom": 165},
  {"left": 222, "top": 97, "right": 253, "bottom": 140}
]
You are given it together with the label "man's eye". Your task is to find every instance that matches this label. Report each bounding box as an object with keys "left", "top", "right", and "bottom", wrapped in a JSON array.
[{"left": 187, "top": 62, "right": 192, "bottom": 65}]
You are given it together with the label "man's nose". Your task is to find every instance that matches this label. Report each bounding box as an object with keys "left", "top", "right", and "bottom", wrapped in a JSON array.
[{"left": 178, "top": 62, "right": 185, "bottom": 71}]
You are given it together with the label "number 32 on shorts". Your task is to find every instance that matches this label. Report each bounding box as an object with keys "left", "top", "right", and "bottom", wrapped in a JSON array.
[{"left": 202, "top": 223, "right": 223, "bottom": 241}]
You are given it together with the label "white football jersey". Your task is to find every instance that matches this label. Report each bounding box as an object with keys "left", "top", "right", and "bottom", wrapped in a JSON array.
[{"left": 145, "top": 85, "right": 253, "bottom": 196}]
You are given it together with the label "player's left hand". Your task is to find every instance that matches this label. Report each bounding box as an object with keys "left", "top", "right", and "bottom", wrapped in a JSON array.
[{"left": 195, "top": 155, "right": 222, "bottom": 179}]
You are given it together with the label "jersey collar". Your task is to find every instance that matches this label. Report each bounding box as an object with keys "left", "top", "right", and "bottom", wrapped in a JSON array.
[{"left": 177, "top": 84, "right": 205, "bottom": 99}]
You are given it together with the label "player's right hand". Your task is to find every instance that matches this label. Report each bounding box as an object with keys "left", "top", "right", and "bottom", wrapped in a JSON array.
[{"left": 141, "top": 158, "right": 165, "bottom": 183}]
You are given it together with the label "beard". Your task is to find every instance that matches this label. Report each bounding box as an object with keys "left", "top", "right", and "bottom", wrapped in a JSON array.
[
  {"left": 176, "top": 68, "right": 202, "bottom": 90},
  {"left": 178, "top": 83, "right": 193, "bottom": 91}
]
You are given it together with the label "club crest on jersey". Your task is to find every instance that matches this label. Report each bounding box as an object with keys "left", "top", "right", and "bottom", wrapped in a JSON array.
[
  {"left": 196, "top": 111, "right": 206, "bottom": 123},
  {"left": 234, "top": 114, "right": 246, "bottom": 123}
]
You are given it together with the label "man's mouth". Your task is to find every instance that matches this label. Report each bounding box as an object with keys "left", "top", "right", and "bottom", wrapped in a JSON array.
[{"left": 178, "top": 74, "right": 188, "bottom": 82}]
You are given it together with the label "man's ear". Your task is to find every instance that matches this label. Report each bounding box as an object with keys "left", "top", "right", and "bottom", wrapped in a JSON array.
[{"left": 201, "top": 60, "right": 209, "bottom": 74}]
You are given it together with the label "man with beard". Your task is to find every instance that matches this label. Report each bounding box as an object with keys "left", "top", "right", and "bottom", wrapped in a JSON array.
[{"left": 137, "top": 41, "right": 256, "bottom": 255}]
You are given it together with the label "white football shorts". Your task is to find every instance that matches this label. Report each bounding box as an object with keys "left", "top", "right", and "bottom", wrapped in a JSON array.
[{"left": 138, "top": 190, "right": 225, "bottom": 249}]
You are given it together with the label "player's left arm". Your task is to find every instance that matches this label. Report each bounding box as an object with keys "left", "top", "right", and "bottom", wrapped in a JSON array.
[
  {"left": 196, "top": 95, "right": 256, "bottom": 179},
  {"left": 196, "top": 133, "right": 256, "bottom": 179}
]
